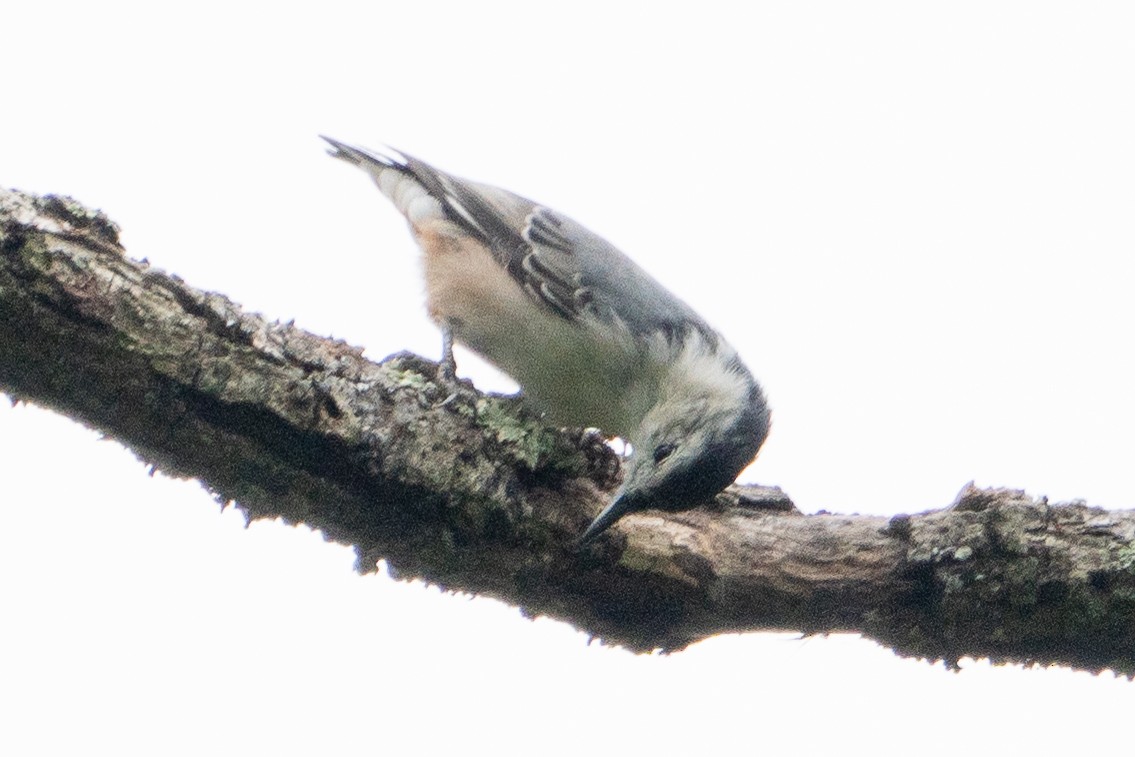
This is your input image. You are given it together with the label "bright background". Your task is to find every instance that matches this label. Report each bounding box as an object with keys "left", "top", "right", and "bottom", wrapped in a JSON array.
[{"left": 3, "top": 2, "right": 1134, "bottom": 754}]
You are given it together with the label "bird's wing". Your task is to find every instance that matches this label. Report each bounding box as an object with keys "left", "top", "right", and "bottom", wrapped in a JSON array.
[{"left": 322, "top": 137, "right": 711, "bottom": 342}]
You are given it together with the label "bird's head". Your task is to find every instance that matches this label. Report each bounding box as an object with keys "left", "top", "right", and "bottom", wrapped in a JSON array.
[{"left": 577, "top": 346, "right": 771, "bottom": 545}]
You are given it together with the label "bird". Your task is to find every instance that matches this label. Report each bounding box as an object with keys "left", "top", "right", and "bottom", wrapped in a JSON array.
[{"left": 322, "top": 136, "right": 771, "bottom": 544}]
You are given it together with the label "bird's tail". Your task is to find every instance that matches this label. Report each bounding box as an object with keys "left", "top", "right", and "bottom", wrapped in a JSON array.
[{"left": 321, "top": 135, "right": 446, "bottom": 227}]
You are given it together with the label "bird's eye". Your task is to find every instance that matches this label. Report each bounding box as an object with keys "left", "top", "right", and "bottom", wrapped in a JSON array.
[{"left": 653, "top": 443, "right": 676, "bottom": 464}]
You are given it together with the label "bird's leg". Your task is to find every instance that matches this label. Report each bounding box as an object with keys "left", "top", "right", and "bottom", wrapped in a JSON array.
[
  {"left": 439, "top": 321, "right": 458, "bottom": 384},
  {"left": 433, "top": 320, "right": 463, "bottom": 408}
]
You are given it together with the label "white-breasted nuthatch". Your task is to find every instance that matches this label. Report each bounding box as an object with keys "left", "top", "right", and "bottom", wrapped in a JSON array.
[{"left": 322, "top": 137, "right": 771, "bottom": 543}]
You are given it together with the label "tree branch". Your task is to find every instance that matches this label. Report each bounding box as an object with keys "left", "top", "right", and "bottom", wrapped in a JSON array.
[{"left": 3, "top": 187, "right": 1133, "bottom": 674}]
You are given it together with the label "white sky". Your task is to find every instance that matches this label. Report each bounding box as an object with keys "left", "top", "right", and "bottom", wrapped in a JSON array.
[{"left": 3, "top": 2, "right": 1134, "bottom": 754}]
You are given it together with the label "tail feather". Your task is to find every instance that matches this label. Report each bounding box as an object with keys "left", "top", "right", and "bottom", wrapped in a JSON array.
[
  {"left": 321, "top": 136, "right": 445, "bottom": 226},
  {"left": 322, "top": 135, "right": 527, "bottom": 249}
]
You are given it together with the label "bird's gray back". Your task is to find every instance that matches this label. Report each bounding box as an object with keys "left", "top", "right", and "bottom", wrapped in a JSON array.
[{"left": 395, "top": 155, "right": 718, "bottom": 349}]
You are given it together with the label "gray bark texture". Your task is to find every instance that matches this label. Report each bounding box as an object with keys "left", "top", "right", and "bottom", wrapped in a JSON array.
[{"left": 2, "top": 187, "right": 1134, "bottom": 674}]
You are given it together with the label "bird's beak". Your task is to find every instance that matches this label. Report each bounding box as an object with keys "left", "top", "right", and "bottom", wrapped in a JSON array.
[{"left": 576, "top": 489, "right": 639, "bottom": 546}]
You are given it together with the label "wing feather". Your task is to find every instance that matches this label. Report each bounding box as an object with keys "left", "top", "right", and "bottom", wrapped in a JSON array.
[{"left": 323, "top": 137, "right": 713, "bottom": 344}]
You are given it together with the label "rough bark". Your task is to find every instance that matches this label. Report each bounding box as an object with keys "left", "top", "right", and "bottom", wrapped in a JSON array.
[{"left": 2, "top": 187, "right": 1133, "bottom": 674}]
